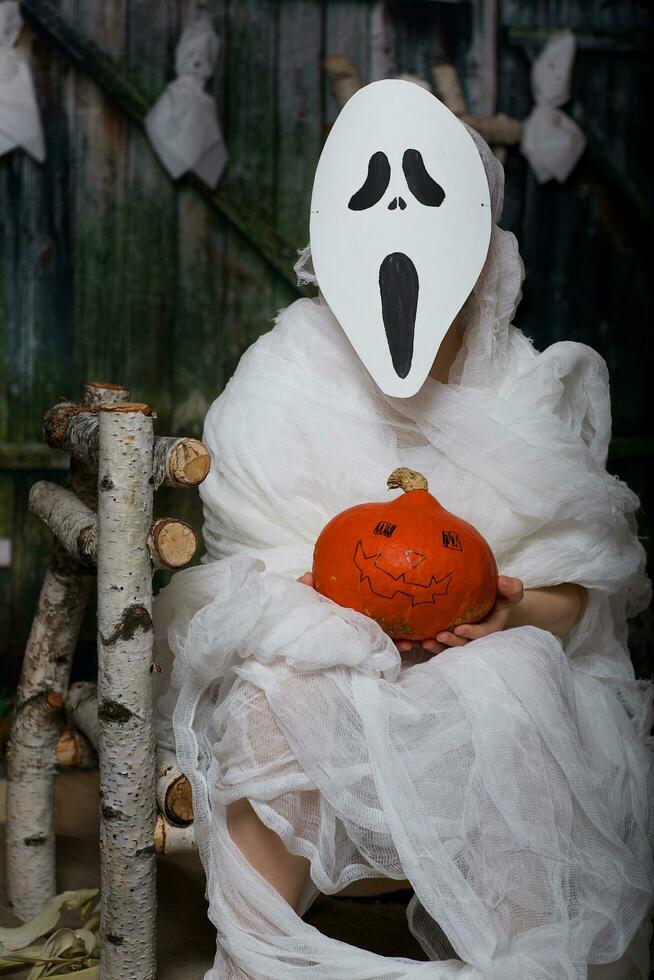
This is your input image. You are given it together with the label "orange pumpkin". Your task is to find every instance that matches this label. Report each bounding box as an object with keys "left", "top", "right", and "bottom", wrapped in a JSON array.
[{"left": 312, "top": 468, "right": 498, "bottom": 641}]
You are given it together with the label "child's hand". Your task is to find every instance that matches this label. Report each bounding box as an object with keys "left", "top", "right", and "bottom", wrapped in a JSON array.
[
  {"left": 297, "top": 573, "right": 524, "bottom": 653},
  {"left": 298, "top": 573, "right": 447, "bottom": 656},
  {"left": 434, "top": 575, "right": 524, "bottom": 648}
]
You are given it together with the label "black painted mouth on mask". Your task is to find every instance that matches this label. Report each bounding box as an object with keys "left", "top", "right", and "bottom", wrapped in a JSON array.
[{"left": 378, "top": 253, "right": 419, "bottom": 379}]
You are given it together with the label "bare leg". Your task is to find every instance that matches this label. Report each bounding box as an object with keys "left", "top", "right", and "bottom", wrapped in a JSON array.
[{"left": 227, "top": 799, "right": 310, "bottom": 911}]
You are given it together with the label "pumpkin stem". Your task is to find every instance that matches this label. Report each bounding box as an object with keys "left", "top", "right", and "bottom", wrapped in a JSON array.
[{"left": 387, "top": 468, "right": 429, "bottom": 493}]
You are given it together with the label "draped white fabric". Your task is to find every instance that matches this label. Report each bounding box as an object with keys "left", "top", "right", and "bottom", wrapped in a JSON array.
[{"left": 153, "top": 133, "right": 653, "bottom": 978}]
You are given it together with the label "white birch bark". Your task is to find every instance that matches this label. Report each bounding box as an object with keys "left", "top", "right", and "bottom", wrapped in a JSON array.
[
  {"left": 153, "top": 814, "right": 197, "bottom": 856},
  {"left": 29, "top": 481, "right": 97, "bottom": 565},
  {"left": 29, "top": 485, "right": 196, "bottom": 570},
  {"left": 5, "top": 550, "right": 93, "bottom": 919},
  {"left": 96, "top": 403, "right": 157, "bottom": 980},
  {"left": 64, "top": 681, "right": 99, "bottom": 749},
  {"left": 84, "top": 381, "right": 130, "bottom": 409},
  {"left": 44, "top": 405, "right": 210, "bottom": 489},
  {"left": 5, "top": 383, "right": 129, "bottom": 920},
  {"left": 151, "top": 436, "right": 211, "bottom": 489}
]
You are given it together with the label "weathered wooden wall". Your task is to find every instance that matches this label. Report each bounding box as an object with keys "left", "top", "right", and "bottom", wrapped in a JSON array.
[{"left": 1, "top": 0, "right": 652, "bottom": 688}]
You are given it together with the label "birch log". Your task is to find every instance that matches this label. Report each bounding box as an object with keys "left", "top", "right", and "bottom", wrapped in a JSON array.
[
  {"left": 431, "top": 61, "right": 467, "bottom": 116},
  {"left": 44, "top": 405, "right": 210, "bottom": 489},
  {"left": 154, "top": 814, "right": 197, "bottom": 856},
  {"left": 65, "top": 681, "right": 99, "bottom": 749},
  {"left": 462, "top": 113, "right": 522, "bottom": 147},
  {"left": 56, "top": 727, "right": 98, "bottom": 769},
  {"left": 152, "top": 437, "right": 210, "bottom": 489},
  {"left": 96, "top": 403, "right": 157, "bottom": 980},
  {"left": 148, "top": 518, "right": 197, "bottom": 569},
  {"left": 5, "top": 383, "right": 129, "bottom": 920},
  {"left": 324, "top": 55, "right": 363, "bottom": 109},
  {"left": 57, "top": 681, "right": 99, "bottom": 769},
  {"left": 29, "top": 481, "right": 97, "bottom": 566},
  {"left": 5, "top": 548, "right": 92, "bottom": 918},
  {"left": 59, "top": 685, "right": 194, "bottom": 823},
  {"left": 431, "top": 60, "right": 521, "bottom": 158},
  {"left": 29, "top": 483, "right": 197, "bottom": 570}
]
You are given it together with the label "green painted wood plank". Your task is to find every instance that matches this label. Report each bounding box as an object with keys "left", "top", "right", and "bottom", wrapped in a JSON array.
[
  {"left": 0, "top": 3, "right": 77, "bottom": 681},
  {"left": 221, "top": 0, "right": 280, "bottom": 378},
  {"left": 21, "top": 0, "right": 301, "bottom": 291},
  {"left": 0, "top": 18, "right": 75, "bottom": 443},
  {"left": 507, "top": 25, "right": 653, "bottom": 54},
  {"left": 0, "top": 474, "right": 13, "bottom": 666},
  {"left": 276, "top": 0, "right": 322, "bottom": 247},
  {"left": 170, "top": 1, "right": 229, "bottom": 431},
  {"left": 72, "top": 2, "right": 128, "bottom": 388},
  {"left": 0, "top": 444, "right": 67, "bottom": 469},
  {"left": 324, "top": 1, "right": 373, "bottom": 127},
  {"left": 500, "top": 0, "right": 654, "bottom": 32},
  {"left": 122, "top": 1, "right": 178, "bottom": 431}
]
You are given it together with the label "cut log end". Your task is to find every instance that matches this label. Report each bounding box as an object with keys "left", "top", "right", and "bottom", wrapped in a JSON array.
[
  {"left": 43, "top": 403, "right": 85, "bottom": 448},
  {"left": 149, "top": 518, "right": 197, "bottom": 569},
  {"left": 84, "top": 381, "right": 130, "bottom": 409},
  {"left": 56, "top": 727, "right": 98, "bottom": 769},
  {"left": 46, "top": 690, "right": 64, "bottom": 711},
  {"left": 167, "top": 439, "right": 210, "bottom": 487},
  {"left": 165, "top": 776, "right": 194, "bottom": 826},
  {"left": 85, "top": 380, "right": 129, "bottom": 392},
  {"left": 99, "top": 401, "right": 154, "bottom": 416}
]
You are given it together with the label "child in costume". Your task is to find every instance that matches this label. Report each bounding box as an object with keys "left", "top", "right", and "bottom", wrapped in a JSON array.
[{"left": 154, "top": 81, "right": 653, "bottom": 978}]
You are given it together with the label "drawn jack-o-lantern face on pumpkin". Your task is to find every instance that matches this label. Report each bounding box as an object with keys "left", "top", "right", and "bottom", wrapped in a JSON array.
[
  {"left": 313, "top": 469, "right": 498, "bottom": 641},
  {"left": 310, "top": 79, "right": 492, "bottom": 398}
]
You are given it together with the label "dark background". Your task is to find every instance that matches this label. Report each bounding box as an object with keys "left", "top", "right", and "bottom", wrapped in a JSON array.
[{"left": 1, "top": 0, "right": 652, "bottom": 706}]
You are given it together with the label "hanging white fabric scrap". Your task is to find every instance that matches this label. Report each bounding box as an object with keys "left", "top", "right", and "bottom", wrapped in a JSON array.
[
  {"left": 0, "top": 1, "right": 46, "bottom": 163},
  {"left": 145, "top": 14, "right": 227, "bottom": 188},
  {"left": 521, "top": 29, "right": 586, "bottom": 183}
]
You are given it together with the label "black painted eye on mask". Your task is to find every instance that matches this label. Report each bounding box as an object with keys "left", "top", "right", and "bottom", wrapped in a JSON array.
[
  {"left": 402, "top": 149, "right": 445, "bottom": 207},
  {"left": 348, "top": 151, "right": 391, "bottom": 211}
]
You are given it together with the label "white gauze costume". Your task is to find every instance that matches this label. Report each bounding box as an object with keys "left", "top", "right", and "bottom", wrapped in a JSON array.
[{"left": 153, "top": 123, "right": 654, "bottom": 977}]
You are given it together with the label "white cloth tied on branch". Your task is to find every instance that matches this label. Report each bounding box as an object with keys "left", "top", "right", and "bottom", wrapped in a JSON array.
[
  {"left": 521, "top": 29, "right": 586, "bottom": 183},
  {"left": 0, "top": 1, "right": 45, "bottom": 163},
  {"left": 145, "top": 14, "right": 227, "bottom": 188}
]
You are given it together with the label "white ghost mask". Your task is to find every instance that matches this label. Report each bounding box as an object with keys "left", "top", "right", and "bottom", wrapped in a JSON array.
[{"left": 310, "top": 79, "right": 491, "bottom": 398}]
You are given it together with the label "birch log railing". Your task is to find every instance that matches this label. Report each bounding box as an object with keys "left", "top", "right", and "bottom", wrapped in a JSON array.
[{"left": 5, "top": 382, "right": 208, "bottom": 980}]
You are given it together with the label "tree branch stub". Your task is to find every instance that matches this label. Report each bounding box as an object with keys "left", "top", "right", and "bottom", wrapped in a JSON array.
[
  {"left": 156, "top": 747, "right": 194, "bottom": 827},
  {"left": 148, "top": 518, "right": 197, "bottom": 570},
  {"left": 56, "top": 727, "right": 98, "bottom": 769}
]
